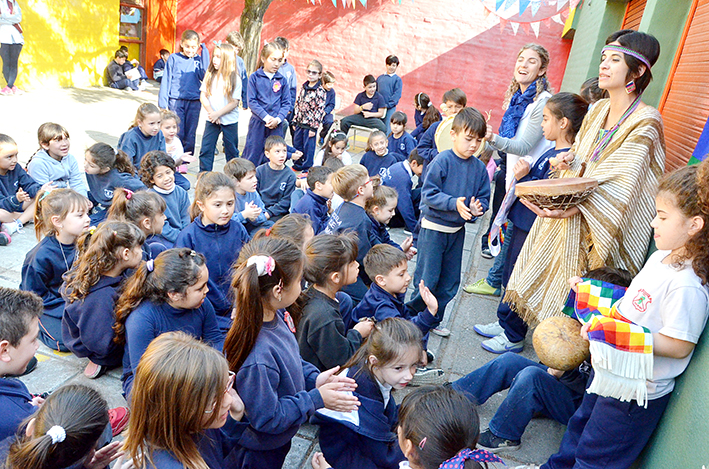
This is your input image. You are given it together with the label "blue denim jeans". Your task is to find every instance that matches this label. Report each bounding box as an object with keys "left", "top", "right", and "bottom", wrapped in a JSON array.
[
  {"left": 451, "top": 353, "right": 582, "bottom": 441},
  {"left": 199, "top": 120, "right": 239, "bottom": 172},
  {"left": 486, "top": 222, "right": 514, "bottom": 289}
]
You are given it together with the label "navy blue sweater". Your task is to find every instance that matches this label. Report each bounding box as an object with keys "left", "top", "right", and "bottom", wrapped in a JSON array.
[
  {"left": 121, "top": 299, "right": 224, "bottom": 398},
  {"left": 234, "top": 311, "right": 324, "bottom": 450},
  {"left": 359, "top": 151, "right": 398, "bottom": 178},
  {"left": 381, "top": 162, "right": 417, "bottom": 233},
  {"left": 369, "top": 216, "right": 400, "bottom": 249},
  {"left": 158, "top": 44, "right": 210, "bottom": 108},
  {"left": 117, "top": 125, "right": 167, "bottom": 168},
  {"left": 256, "top": 163, "right": 296, "bottom": 218},
  {"left": 312, "top": 363, "right": 405, "bottom": 469},
  {"left": 61, "top": 275, "right": 124, "bottom": 367},
  {"left": 0, "top": 164, "right": 40, "bottom": 213},
  {"left": 151, "top": 186, "right": 190, "bottom": 243},
  {"left": 325, "top": 202, "right": 376, "bottom": 274},
  {"left": 354, "top": 91, "right": 386, "bottom": 114},
  {"left": 86, "top": 169, "right": 146, "bottom": 224},
  {"left": 416, "top": 120, "right": 441, "bottom": 167},
  {"left": 421, "top": 150, "right": 490, "bottom": 228},
  {"left": 292, "top": 189, "right": 329, "bottom": 234},
  {"left": 247, "top": 68, "right": 292, "bottom": 123},
  {"left": 0, "top": 378, "right": 35, "bottom": 441},
  {"left": 233, "top": 190, "right": 272, "bottom": 235},
  {"left": 21, "top": 236, "right": 75, "bottom": 319},
  {"left": 353, "top": 283, "right": 436, "bottom": 336},
  {"left": 324, "top": 87, "right": 336, "bottom": 116},
  {"left": 388, "top": 133, "right": 416, "bottom": 161},
  {"left": 376, "top": 74, "right": 403, "bottom": 109},
  {"left": 175, "top": 217, "right": 249, "bottom": 318}
]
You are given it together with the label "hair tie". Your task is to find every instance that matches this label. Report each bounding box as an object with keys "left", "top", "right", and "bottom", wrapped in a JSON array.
[
  {"left": 124, "top": 188, "right": 134, "bottom": 200},
  {"left": 247, "top": 255, "right": 275, "bottom": 277},
  {"left": 602, "top": 44, "right": 652, "bottom": 70},
  {"left": 189, "top": 250, "right": 196, "bottom": 257},
  {"left": 265, "top": 228, "right": 272, "bottom": 237},
  {"left": 418, "top": 437, "right": 427, "bottom": 450},
  {"left": 213, "top": 40, "right": 222, "bottom": 46},
  {"left": 438, "top": 448, "right": 503, "bottom": 469},
  {"left": 38, "top": 190, "right": 51, "bottom": 202},
  {"left": 88, "top": 226, "right": 97, "bottom": 235},
  {"left": 46, "top": 425, "right": 66, "bottom": 445},
  {"left": 146, "top": 259, "right": 154, "bottom": 272}
]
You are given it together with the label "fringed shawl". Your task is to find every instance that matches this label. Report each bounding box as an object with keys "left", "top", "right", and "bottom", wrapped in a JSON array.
[{"left": 505, "top": 99, "right": 665, "bottom": 325}]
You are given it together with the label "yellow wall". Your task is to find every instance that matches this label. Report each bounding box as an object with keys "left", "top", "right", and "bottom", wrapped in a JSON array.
[{"left": 8, "top": 0, "right": 120, "bottom": 89}]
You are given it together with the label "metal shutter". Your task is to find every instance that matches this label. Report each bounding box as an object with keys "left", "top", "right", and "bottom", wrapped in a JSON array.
[{"left": 622, "top": 0, "right": 647, "bottom": 30}]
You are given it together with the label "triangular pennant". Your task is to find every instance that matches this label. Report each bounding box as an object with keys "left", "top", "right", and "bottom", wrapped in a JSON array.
[
  {"left": 530, "top": 21, "right": 540, "bottom": 37},
  {"left": 557, "top": 0, "right": 568, "bottom": 11},
  {"left": 504, "top": 0, "right": 517, "bottom": 10},
  {"left": 521, "top": 22, "right": 530, "bottom": 34},
  {"left": 359, "top": 0, "right": 366, "bottom": 7},
  {"left": 519, "top": 0, "right": 531, "bottom": 15},
  {"left": 551, "top": 13, "right": 563, "bottom": 24},
  {"left": 483, "top": 7, "right": 495, "bottom": 20},
  {"left": 531, "top": 0, "right": 541, "bottom": 16},
  {"left": 331, "top": 0, "right": 337, "bottom": 6},
  {"left": 510, "top": 22, "right": 519, "bottom": 34},
  {"left": 496, "top": 0, "right": 505, "bottom": 11},
  {"left": 543, "top": 17, "right": 552, "bottom": 28},
  {"left": 499, "top": 18, "right": 508, "bottom": 31}
]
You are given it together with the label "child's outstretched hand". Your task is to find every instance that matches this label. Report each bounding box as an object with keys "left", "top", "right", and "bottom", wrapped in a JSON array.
[
  {"left": 15, "top": 188, "right": 30, "bottom": 203},
  {"left": 85, "top": 441, "right": 125, "bottom": 469},
  {"left": 316, "top": 365, "right": 357, "bottom": 390},
  {"left": 419, "top": 280, "right": 439, "bottom": 316},
  {"left": 401, "top": 236, "right": 415, "bottom": 259},
  {"left": 312, "top": 452, "right": 332, "bottom": 469},
  {"left": 456, "top": 197, "right": 473, "bottom": 220},
  {"left": 242, "top": 202, "right": 261, "bottom": 221},
  {"left": 469, "top": 197, "right": 484, "bottom": 217},
  {"left": 568, "top": 276, "right": 584, "bottom": 293},
  {"left": 180, "top": 152, "right": 196, "bottom": 163},
  {"left": 228, "top": 387, "right": 245, "bottom": 421},
  {"left": 319, "top": 382, "right": 360, "bottom": 412}
]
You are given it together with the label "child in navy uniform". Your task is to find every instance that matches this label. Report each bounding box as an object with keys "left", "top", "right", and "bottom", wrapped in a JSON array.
[
  {"left": 84, "top": 143, "right": 145, "bottom": 224},
  {"left": 340, "top": 75, "right": 387, "bottom": 135},
  {"left": 106, "top": 189, "right": 169, "bottom": 260},
  {"left": 319, "top": 71, "right": 337, "bottom": 145},
  {"left": 275, "top": 36, "right": 298, "bottom": 137},
  {"left": 152, "top": 48, "right": 170, "bottom": 82},
  {"left": 388, "top": 111, "right": 416, "bottom": 160},
  {"left": 407, "top": 108, "right": 490, "bottom": 336},
  {"left": 256, "top": 136, "right": 296, "bottom": 222},
  {"left": 366, "top": 185, "right": 414, "bottom": 255},
  {"left": 376, "top": 55, "right": 403, "bottom": 134},
  {"left": 325, "top": 164, "right": 377, "bottom": 304},
  {"left": 225, "top": 157, "right": 273, "bottom": 236},
  {"left": 360, "top": 130, "right": 398, "bottom": 178},
  {"left": 61, "top": 221, "right": 145, "bottom": 379},
  {"left": 381, "top": 149, "right": 424, "bottom": 234},
  {"left": 416, "top": 88, "right": 467, "bottom": 178},
  {"left": 176, "top": 173, "right": 249, "bottom": 328},
  {"left": 292, "top": 165, "right": 334, "bottom": 235},
  {"left": 158, "top": 29, "right": 210, "bottom": 155}
]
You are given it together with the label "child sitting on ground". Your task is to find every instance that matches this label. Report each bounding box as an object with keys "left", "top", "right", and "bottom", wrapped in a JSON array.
[
  {"left": 256, "top": 135, "right": 296, "bottom": 222},
  {"left": 388, "top": 111, "right": 416, "bottom": 161},
  {"left": 410, "top": 92, "right": 441, "bottom": 143},
  {"left": 366, "top": 184, "right": 414, "bottom": 257},
  {"left": 291, "top": 165, "right": 334, "bottom": 235},
  {"left": 106, "top": 49, "right": 139, "bottom": 91},
  {"left": 225, "top": 157, "right": 272, "bottom": 236},
  {"left": 416, "top": 88, "right": 467, "bottom": 176},
  {"left": 381, "top": 149, "right": 424, "bottom": 235},
  {"left": 27, "top": 123, "right": 87, "bottom": 197},
  {"left": 314, "top": 131, "right": 352, "bottom": 167},
  {"left": 153, "top": 48, "right": 170, "bottom": 82},
  {"left": 360, "top": 130, "right": 399, "bottom": 178},
  {"left": 324, "top": 164, "right": 377, "bottom": 304},
  {"left": 107, "top": 188, "right": 169, "bottom": 259}
]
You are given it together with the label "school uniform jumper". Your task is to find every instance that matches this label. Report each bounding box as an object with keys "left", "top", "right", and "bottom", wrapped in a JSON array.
[
  {"left": 380, "top": 161, "right": 419, "bottom": 234},
  {"left": 152, "top": 57, "right": 166, "bottom": 82},
  {"left": 27, "top": 150, "right": 88, "bottom": 196},
  {"left": 279, "top": 60, "right": 298, "bottom": 136},
  {"left": 296, "top": 287, "right": 363, "bottom": 371},
  {"left": 0, "top": 163, "right": 40, "bottom": 213},
  {"left": 0, "top": 378, "right": 35, "bottom": 441},
  {"left": 20, "top": 236, "right": 76, "bottom": 351},
  {"left": 61, "top": 275, "right": 124, "bottom": 367},
  {"left": 86, "top": 169, "right": 146, "bottom": 224},
  {"left": 376, "top": 73, "right": 403, "bottom": 134},
  {"left": 292, "top": 80, "right": 327, "bottom": 171},
  {"left": 368, "top": 216, "right": 400, "bottom": 249},
  {"left": 242, "top": 68, "right": 291, "bottom": 166},
  {"left": 312, "top": 363, "right": 405, "bottom": 469},
  {"left": 319, "top": 87, "right": 337, "bottom": 141},
  {"left": 231, "top": 311, "right": 324, "bottom": 469},
  {"left": 359, "top": 150, "right": 398, "bottom": 179},
  {"left": 340, "top": 91, "right": 387, "bottom": 135},
  {"left": 150, "top": 185, "right": 190, "bottom": 244},
  {"left": 121, "top": 298, "right": 224, "bottom": 398},
  {"left": 233, "top": 190, "right": 273, "bottom": 237},
  {"left": 415, "top": 120, "right": 441, "bottom": 181},
  {"left": 256, "top": 163, "right": 296, "bottom": 220},
  {"left": 406, "top": 149, "right": 490, "bottom": 325},
  {"left": 175, "top": 216, "right": 249, "bottom": 325},
  {"left": 387, "top": 132, "right": 415, "bottom": 161},
  {"left": 158, "top": 44, "right": 210, "bottom": 154},
  {"left": 198, "top": 73, "right": 242, "bottom": 171},
  {"left": 292, "top": 189, "right": 329, "bottom": 234}
]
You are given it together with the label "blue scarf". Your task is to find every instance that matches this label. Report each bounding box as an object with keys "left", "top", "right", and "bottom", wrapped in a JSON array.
[{"left": 498, "top": 78, "right": 542, "bottom": 140}]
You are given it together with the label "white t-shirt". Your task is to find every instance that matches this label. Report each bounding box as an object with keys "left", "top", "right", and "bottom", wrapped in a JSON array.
[
  {"left": 615, "top": 250, "right": 709, "bottom": 399},
  {"left": 313, "top": 150, "right": 353, "bottom": 167},
  {"left": 165, "top": 136, "right": 184, "bottom": 162},
  {"left": 200, "top": 74, "right": 241, "bottom": 126},
  {"left": 0, "top": 0, "right": 23, "bottom": 44}
]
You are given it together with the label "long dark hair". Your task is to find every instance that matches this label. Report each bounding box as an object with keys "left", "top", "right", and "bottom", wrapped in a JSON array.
[
  {"left": 86, "top": 142, "right": 134, "bottom": 175},
  {"left": 544, "top": 92, "right": 589, "bottom": 142}
]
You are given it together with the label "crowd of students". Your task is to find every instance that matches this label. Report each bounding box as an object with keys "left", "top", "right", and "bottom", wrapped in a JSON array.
[{"left": 0, "top": 28, "right": 708, "bottom": 469}]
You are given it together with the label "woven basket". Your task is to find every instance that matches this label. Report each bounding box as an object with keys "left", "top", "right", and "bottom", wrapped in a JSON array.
[{"left": 515, "top": 177, "right": 598, "bottom": 211}]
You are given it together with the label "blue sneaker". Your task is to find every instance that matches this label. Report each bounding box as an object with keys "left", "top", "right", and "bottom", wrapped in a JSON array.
[{"left": 481, "top": 333, "right": 524, "bottom": 354}]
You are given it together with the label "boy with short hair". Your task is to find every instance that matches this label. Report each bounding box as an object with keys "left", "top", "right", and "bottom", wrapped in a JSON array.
[
  {"left": 416, "top": 88, "right": 467, "bottom": 174},
  {"left": 158, "top": 29, "right": 210, "bottom": 155},
  {"left": 292, "top": 165, "right": 334, "bottom": 234},
  {"left": 107, "top": 49, "right": 139, "bottom": 91},
  {"left": 152, "top": 49, "right": 170, "bottom": 83},
  {"left": 224, "top": 157, "right": 272, "bottom": 236},
  {"left": 407, "top": 108, "right": 490, "bottom": 337},
  {"left": 339, "top": 75, "right": 387, "bottom": 135},
  {"left": 256, "top": 135, "right": 296, "bottom": 223},
  {"left": 0, "top": 287, "right": 43, "bottom": 440},
  {"left": 376, "top": 55, "right": 402, "bottom": 134},
  {"left": 381, "top": 149, "right": 424, "bottom": 234},
  {"left": 325, "top": 164, "right": 377, "bottom": 303}
]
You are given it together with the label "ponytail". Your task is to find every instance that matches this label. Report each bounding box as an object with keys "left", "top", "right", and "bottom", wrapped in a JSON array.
[
  {"left": 86, "top": 143, "right": 135, "bottom": 175},
  {"left": 107, "top": 188, "right": 166, "bottom": 227},
  {"left": 422, "top": 105, "right": 442, "bottom": 130}
]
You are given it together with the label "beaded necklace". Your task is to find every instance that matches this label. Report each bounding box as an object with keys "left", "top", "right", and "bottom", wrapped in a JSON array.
[{"left": 589, "top": 94, "right": 642, "bottom": 163}]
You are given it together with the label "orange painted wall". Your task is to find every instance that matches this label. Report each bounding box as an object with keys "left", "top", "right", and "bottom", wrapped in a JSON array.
[
  {"left": 175, "top": 0, "right": 572, "bottom": 129},
  {"left": 146, "top": 0, "right": 177, "bottom": 78}
]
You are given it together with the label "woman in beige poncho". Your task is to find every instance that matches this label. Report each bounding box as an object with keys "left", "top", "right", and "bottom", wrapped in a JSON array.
[{"left": 477, "top": 30, "right": 666, "bottom": 352}]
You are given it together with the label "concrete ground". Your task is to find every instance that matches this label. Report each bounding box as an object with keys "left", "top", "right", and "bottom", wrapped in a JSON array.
[{"left": 1, "top": 85, "right": 564, "bottom": 468}]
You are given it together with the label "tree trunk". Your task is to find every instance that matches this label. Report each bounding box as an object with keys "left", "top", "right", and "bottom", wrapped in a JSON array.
[{"left": 240, "top": 0, "right": 275, "bottom": 73}]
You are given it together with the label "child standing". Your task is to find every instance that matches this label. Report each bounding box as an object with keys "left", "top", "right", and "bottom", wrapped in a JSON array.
[
  {"left": 27, "top": 123, "right": 87, "bottom": 197},
  {"left": 113, "top": 248, "right": 224, "bottom": 398},
  {"left": 225, "top": 31, "right": 249, "bottom": 107},
  {"left": 292, "top": 60, "right": 327, "bottom": 171},
  {"left": 416, "top": 88, "right": 467, "bottom": 174},
  {"left": 242, "top": 42, "right": 290, "bottom": 166},
  {"left": 224, "top": 157, "right": 272, "bottom": 236},
  {"left": 84, "top": 142, "right": 145, "bottom": 224},
  {"left": 140, "top": 150, "right": 190, "bottom": 244},
  {"left": 294, "top": 233, "right": 374, "bottom": 370},
  {"left": 340, "top": 75, "right": 387, "bottom": 135},
  {"left": 176, "top": 172, "right": 249, "bottom": 326},
  {"left": 160, "top": 109, "right": 195, "bottom": 174},
  {"left": 199, "top": 42, "right": 242, "bottom": 172},
  {"left": 21, "top": 189, "right": 91, "bottom": 351},
  {"left": 381, "top": 150, "right": 424, "bottom": 234},
  {"left": 366, "top": 184, "right": 414, "bottom": 255},
  {"left": 388, "top": 111, "right": 416, "bottom": 161},
  {"left": 360, "top": 130, "right": 398, "bottom": 178},
  {"left": 61, "top": 221, "right": 145, "bottom": 378},
  {"left": 313, "top": 132, "right": 352, "bottom": 167},
  {"left": 312, "top": 318, "right": 420, "bottom": 469},
  {"left": 376, "top": 55, "right": 403, "bottom": 134},
  {"left": 106, "top": 188, "right": 168, "bottom": 259},
  {"left": 158, "top": 29, "right": 210, "bottom": 155},
  {"left": 275, "top": 36, "right": 298, "bottom": 137},
  {"left": 223, "top": 237, "right": 360, "bottom": 469},
  {"left": 407, "top": 108, "right": 490, "bottom": 337},
  {"left": 292, "top": 165, "right": 335, "bottom": 235},
  {"left": 319, "top": 71, "right": 337, "bottom": 145},
  {"left": 256, "top": 135, "right": 296, "bottom": 222}
]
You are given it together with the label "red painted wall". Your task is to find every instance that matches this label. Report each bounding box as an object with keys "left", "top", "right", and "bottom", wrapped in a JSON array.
[{"left": 176, "top": 0, "right": 572, "bottom": 130}]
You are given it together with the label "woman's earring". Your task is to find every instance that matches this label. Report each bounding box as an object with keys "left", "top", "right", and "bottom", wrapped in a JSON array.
[{"left": 625, "top": 80, "right": 636, "bottom": 94}]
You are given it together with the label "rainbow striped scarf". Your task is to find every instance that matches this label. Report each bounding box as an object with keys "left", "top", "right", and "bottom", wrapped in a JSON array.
[{"left": 564, "top": 279, "right": 654, "bottom": 407}]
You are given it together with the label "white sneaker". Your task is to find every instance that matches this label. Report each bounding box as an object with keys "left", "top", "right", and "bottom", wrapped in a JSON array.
[
  {"left": 138, "top": 81, "right": 147, "bottom": 91},
  {"left": 473, "top": 321, "right": 504, "bottom": 338},
  {"left": 513, "top": 465, "right": 541, "bottom": 469},
  {"left": 2, "top": 219, "right": 23, "bottom": 235},
  {"left": 481, "top": 333, "right": 524, "bottom": 354},
  {"left": 431, "top": 326, "right": 451, "bottom": 337},
  {"left": 409, "top": 367, "right": 446, "bottom": 386}
]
